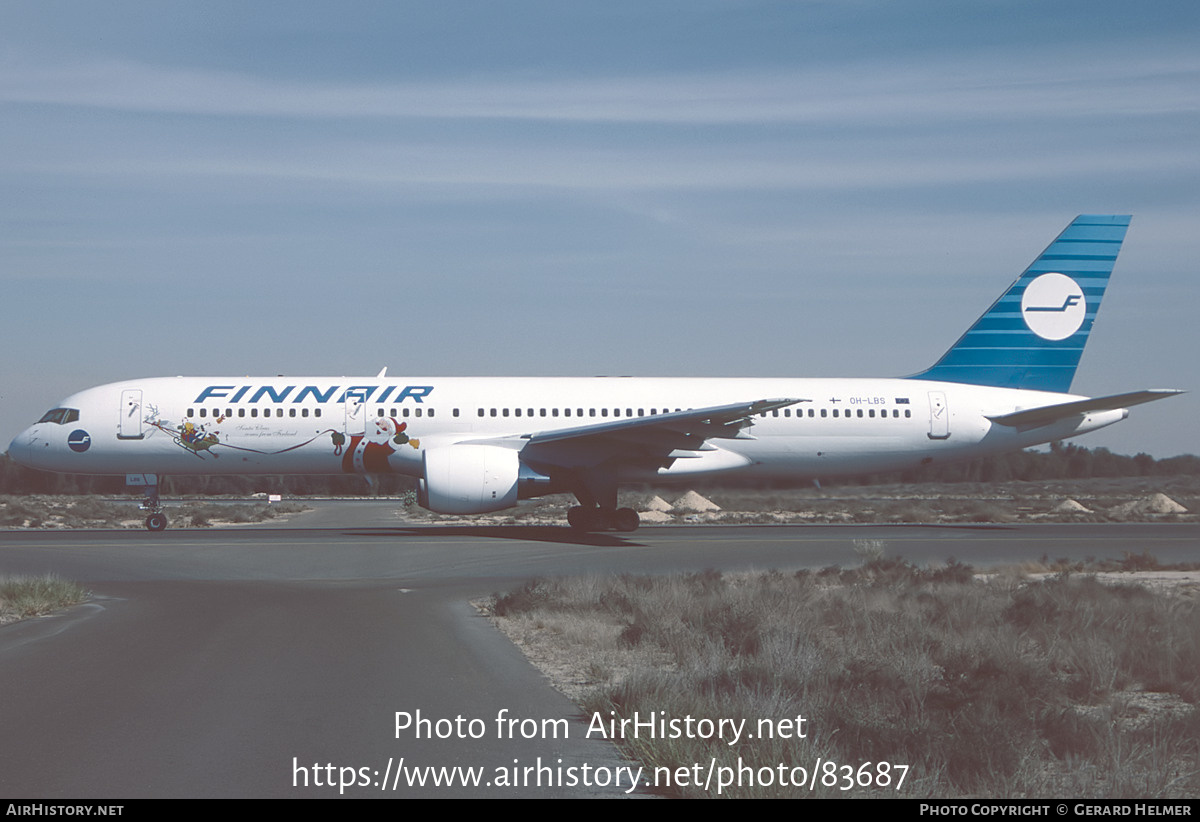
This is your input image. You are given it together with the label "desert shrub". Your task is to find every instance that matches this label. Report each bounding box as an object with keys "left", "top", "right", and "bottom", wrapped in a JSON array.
[
  {"left": 0, "top": 498, "right": 43, "bottom": 527},
  {"left": 492, "top": 578, "right": 554, "bottom": 617},
  {"left": 504, "top": 565, "right": 1200, "bottom": 796}
]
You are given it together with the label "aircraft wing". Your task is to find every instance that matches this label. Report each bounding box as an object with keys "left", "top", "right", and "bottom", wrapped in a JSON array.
[
  {"left": 464, "top": 398, "right": 805, "bottom": 471},
  {"left": 986, "top": 389, "right": 1184, "bottom": 429}
]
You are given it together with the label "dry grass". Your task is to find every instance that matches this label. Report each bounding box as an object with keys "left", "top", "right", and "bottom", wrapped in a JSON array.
[
  {"left": 4, "top": 476, "right": 1194, "bottom": 529},
  {"left": 487, "top": 556, "right": 1200, "bottom": 798},
  {"left": 183, "top": 501, "right": 308, "bottom": 527},
  {"left": 0, "top": 495, "right": 308, "bottom": 529},
  {"left": 0, "top": 574, "right": 90, "bottom": 626}
]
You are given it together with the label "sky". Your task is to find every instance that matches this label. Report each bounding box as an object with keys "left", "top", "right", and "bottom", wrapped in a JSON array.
[{"left": 2, "top": 0, "right": 1197, "bottom": 459}]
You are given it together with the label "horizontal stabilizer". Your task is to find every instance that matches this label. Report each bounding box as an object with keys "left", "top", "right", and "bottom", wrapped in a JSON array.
[{"left": 986, "top": 389, "right": 1184, "bottom": 428}]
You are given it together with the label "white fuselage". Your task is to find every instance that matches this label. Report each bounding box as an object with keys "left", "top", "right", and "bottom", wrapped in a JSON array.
[{"left": 8, "top": 375, "right": 1126, "bottom": 482}]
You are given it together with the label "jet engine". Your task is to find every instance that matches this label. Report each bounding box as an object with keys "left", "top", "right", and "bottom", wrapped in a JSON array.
[{"left": 417, "top": 444, "right": 521, "bottom": 514}]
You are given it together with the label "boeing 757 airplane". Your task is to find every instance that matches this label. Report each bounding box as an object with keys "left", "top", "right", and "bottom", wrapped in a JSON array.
[{"left": 7, "top": 215, "right": 1182, "bottom": 531}]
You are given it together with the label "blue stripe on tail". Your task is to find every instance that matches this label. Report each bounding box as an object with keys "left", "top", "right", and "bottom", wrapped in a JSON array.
[{"left": 906, "top": 215, "right": 1130, "bottom": 393}]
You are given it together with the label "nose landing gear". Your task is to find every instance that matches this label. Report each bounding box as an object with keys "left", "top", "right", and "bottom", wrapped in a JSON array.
[{"left": 135, "top": 476, "right": 168, "bottom": 531}]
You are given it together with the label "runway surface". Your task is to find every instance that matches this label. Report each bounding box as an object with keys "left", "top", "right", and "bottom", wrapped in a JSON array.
[{"left": 2, "top": 511, "right": 1197, "bottom": 798}]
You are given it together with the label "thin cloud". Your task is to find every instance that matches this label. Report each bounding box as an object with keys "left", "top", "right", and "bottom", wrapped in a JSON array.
[
  {"left": 3, "top": 51, "right": 1198, "bottom": 124},
  {"left": 18, "top": 140, "right": 1196, "bottom": 192}
]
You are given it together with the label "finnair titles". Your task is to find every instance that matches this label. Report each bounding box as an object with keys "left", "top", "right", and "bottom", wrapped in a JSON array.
[
  {"left": 192, "top": 384, "right": 434, "bottom": 405},
  {"left": 8, "top": 215, "right": 1182, "bottom": 531}
]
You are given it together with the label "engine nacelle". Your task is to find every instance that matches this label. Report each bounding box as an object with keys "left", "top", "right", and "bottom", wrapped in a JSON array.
[{"left": 417, "top": 444, "right": 520, "bottom": 514}]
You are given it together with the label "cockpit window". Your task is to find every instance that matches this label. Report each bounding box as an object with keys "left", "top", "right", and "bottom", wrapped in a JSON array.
[{"left": 37, "top": 408, "right": 80, "bottom": 425}]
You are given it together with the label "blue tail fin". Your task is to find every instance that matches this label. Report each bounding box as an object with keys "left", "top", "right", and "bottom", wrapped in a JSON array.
[{"left": 907, "top": 214, "right": 1130, "bottom": 393}]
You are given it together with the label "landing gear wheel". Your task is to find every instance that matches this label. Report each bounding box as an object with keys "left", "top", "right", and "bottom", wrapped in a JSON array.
[
  {"left": 612, "top": 507, "right": 640, "bottom": 532},
  {"left": 567, "top": 506, "right": 594, "bottom": 531},
  {"left": 145, "top": 512, "right": 168, "bottom": 531},
  {"left": 568, "top": 506, "right": 639, "bottom": 532}
]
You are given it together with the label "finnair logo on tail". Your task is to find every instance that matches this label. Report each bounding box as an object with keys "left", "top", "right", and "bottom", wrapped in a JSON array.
[
  {"left": 1021, "top": 273, "right": 1086, "bottom": 340},
  {"left": 1025, "top": 294, "right": 1082, "bottom": 313}
]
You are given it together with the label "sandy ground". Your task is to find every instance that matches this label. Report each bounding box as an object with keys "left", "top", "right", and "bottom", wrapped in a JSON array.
[{"left": 393, "top": 475, "right": 1198, "bottom": 527}]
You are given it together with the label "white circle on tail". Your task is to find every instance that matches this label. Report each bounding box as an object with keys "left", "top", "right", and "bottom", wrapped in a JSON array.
[{"left": 1021, "top": 272, "right": 1086, "bottom": 340}]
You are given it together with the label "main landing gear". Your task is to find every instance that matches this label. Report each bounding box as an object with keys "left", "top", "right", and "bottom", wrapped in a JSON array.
[
  {"left": 567, "top": 505, "right": 640, "bottom": 533},
  {"left": 562, "top": 469, "right": 640, "bottom": 532}
]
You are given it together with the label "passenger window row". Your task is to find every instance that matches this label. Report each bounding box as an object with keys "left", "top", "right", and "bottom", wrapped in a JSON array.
[
  {"left": 477, "top": 407, "right": 681, "bottom": 418},
  {"left": 766, "top": 408, "right": 913, "bottom": 419},
  {"left": 189, "top": 407, "right": 323, "bottom": 419},
  {"left": 184, "top": 404, "right": 914, "bottom": 422}
]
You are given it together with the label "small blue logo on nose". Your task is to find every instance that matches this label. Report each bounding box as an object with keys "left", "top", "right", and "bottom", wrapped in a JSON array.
[{"left": 68, "top": 429, "right": 91, "bottom": 453}]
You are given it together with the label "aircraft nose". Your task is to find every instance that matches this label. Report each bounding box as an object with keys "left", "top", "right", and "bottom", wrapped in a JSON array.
[{"left": 7, "top": 428, "right": 36, "bottom": 467}]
